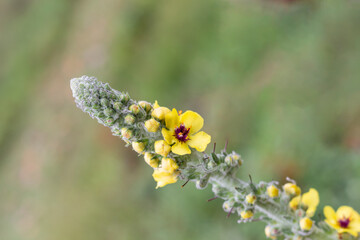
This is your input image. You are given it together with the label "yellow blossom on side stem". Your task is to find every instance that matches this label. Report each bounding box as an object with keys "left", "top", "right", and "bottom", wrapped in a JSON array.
[
  {"left": 267, "top": 185, "right": 279, "bottom": 198},
  {"left": 246, "top": 193, "right": 256, "bottom": 204},
  {"left": 300, "top": 217, "right": 313, "bottom": 231},
  {"left": 241, "top": 210, "right": 254, "bottom": 219},
  {"left": 152, "top": 158, "right": 179, "bottom": 188},
  {"left": 289, "top": 188, "right": 319, "bottom": 217},
  {"left": 324, "top": 205, "right": 360, "bottom": 237},
  {"left": 283, "top": 183, "right": 301, "bottom": 196},
  {"left": 161, "top": 108, "right": 211, "bottom": 155}
]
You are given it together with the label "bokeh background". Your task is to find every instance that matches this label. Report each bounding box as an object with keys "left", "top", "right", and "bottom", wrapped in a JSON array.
[{"left": 1, "top": 0, "right": 360, "bottom": 239}]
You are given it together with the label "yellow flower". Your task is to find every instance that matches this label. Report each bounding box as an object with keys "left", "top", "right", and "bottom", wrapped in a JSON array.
[
  {"left": 283, "top": 183, "right": 301, "bottom": 196},
  {"left": 324, "top": 206, "right": 360, "bottom": 237},
  {"left": 267, "top": 185, "right": 279, "bottom": 198},
  {"left": 144, "top": 152, "right": 159, "bottom": 168},
  {"left": 132, "top": 142, "right": 145, "bottom": 154},
  {"left": 144, "top": 118, "right": 160, "bottom": 132},
  {"left": 299, "top": 217, "right": 313, "bottom": 231},
  {"left": 152, "top": 158, "right": 179, "bottom": 188},
  {"left": 154, "top": 140, "right": 171, "bottom": 157},
  {"left": 161, "top": 108, "right": 211, "bottom": 155},
  {"left": 241, "top": 210, "right": 254, "bottom": 219},
  {"left": 289, "top": 188, "right": 319, "bottom": 217},
  {"left": 246, "top": 193, "right": 257, "bottom": 204},
  {"left": 151, "top": 101, "right": 171, "bottom": 121}
]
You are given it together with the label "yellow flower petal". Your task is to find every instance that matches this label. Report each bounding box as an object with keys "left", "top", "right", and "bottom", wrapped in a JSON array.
[
  {"left": 152, "top": 169, "right": 178, "bottom": 188},
  {"left": 302, "top": 188, "right": 319, "bottom": 216},
  {"left": 187, "top": 131, "right": 211, "bottom": 152},
  {"left": 349, "top": 221, "right": 360, "bottom": 232},
  {"left": 179, "top": 111, "right": 204, "bottom": 134},
  {"left": 165, "top": 108, "right": 180, "bottom": 130},
  {"left": 161, "top": 158, "right": 179, "bottom": 172},
  {"left": 306, "top": 207, "right": 317, "bottom": 218},
  {"left": 338, "top": 228, "right": 358, "bottom": 237},
  {"left": 324, "top": 206, "right": 337, "bottom": 227},
  {"left": 162, "top": 128, "right": 175, "bottom": 145},
  {"left": 154, "top": 100, "right": 160, "bottom": 108},
  {"left": 289, "top": 196, "right": 300, "bottom": 210},
  {"left": 171, "top": 142, "right": 191, "bottom": 155},
  {"left": 337, "top": 206, "right": 357, "bottom": 220}
]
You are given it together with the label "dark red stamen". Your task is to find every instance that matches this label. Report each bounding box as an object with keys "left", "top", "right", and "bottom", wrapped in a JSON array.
[
  {"left": 339, "top": 218, "right": 350, "bottom": 228},
  {"left": 174, "top": 124, "right": 190, "bottom": 142}
]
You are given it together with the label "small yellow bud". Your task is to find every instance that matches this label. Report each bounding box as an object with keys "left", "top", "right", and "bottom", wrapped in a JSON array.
[
  {"left": 154, "top": 140, "right": 171, "bottom": 157},
  {"left": 225, "top": 153, "right": 242, "bottom": 166},
  {"left": 265, "top": 226, "right": 277, "bottom": 239},
  {"left": 241, "top": 210, "right": 254, "bottom": 219},
  {"left": 161, "top": 158, "right": 179, "bottom": 172},
  {"left": 121, "top": 128, "right": 132, "bottom": 139},
  {"left": 139, "top": 101, "right": 152, "bottom": 112},
  {"left": 132, "top": 142, "right": 145, "bottom": 154},
  {"left": 144, "top": 152, "right": 159, "bottom": 168},
  {"left": 129, "top": 104, "right": 140, "bottom": 114},
  {"left": 283, "top": 183, "right": 301, "bottom": 196},
  {"left": 124, "top": 114, "right": 135, "bottom": 125},
  {"left": 267, "top": 185, "right": 279, "bottom": 198},
  {"left": 151, "top": 107, "right": 171, "bottom": 121},
  {"left": 222, "top": 201, "right": 233, "bottom": 212},
  {"left": 144, "top": 118, "right": 160, "bottom": 132},
  {"left": 299, "top": 217, "right": 313, "bottom": 231},
  {"left": 245, "top": 193, "right": 257, "bottom": 204}
]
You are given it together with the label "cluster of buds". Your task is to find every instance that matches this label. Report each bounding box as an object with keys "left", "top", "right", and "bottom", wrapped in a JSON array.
[{"left": 71, "top": 76, "right": 360, "bottom": 240}]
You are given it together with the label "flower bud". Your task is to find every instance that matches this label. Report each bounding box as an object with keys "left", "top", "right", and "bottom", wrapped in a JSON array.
[
  {"left": 144, "top": 152, "right": 159, "bottom": 168},
  {"left": 113, "top": 102, "right": 122, "bottom": 111},
  {"left": 129, "top": 104, "right": 140, "bottom": 114},
  {"left": 120, "top": 93, "right": 129, "bottom": 103},
  {"left": 161, "top": 158, "right": 179, "bottom": 172},
  {"left": 151, "top": 107, "right": 171, "bottom": 121},
  {"left": 132, "top": 142, "right": 145, "bottom": 154},
  {"left": 299, "top": 217, "right": 313, "bottom": 231},
  {"left": 121, "top": 128, "right": 132, "bottom": 139},
  {"left": 139, "top": 101, "right": 152, "bottom": 112},
  {"left": 241, "top": 210, "right": 254, "bottom": 219},
  {"left": 144, "top": 118, "right": 160, "bottom": 132},
  {"left": 265, "top": 226, "right": 277, "bottom": 239},
  {"left": 196, "top": 177, "right": 209, "bottom": 190},
  {"left": 267, "top": 185, "right": 279, "bottom": 198},
  {"left": 283, "top": 183, "right": 301, "bottom": 196},
  {"left": 124, "top": 114, "right": 136, "bottom": 125},
  {"left": 154, "top": 140, "right": 171, "bottom": 157},
  {"left": 207, "top": 160, "right": 217, "bottom": 169},
  {"left": 224, "top": 153, "right": 242, "bottom": 166},
  {"left": 105, "top": 117, "right": 115, "bottom": 126},
  {"left": 100, "top": 98, "right": 110, "bottom": 107},
  {"left": 104, "top": 108, "right": 115, "bottom": 117},
  {"left": 222, "top": 201, "right": 234, "bottom": 212},
  {"left": 245, "top": 193, "right": 257, "bottom": 204}
]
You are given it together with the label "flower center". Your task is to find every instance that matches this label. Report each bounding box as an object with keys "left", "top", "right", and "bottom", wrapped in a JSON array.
[
  {"left": 174, "top": 124, "right": 190, "bottom": 142},
  {"left": 338, "top": 217, "right": 350, "bottom": 228}
]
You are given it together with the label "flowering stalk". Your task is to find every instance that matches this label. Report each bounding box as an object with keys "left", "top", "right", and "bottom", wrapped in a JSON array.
[{"left": 70, "top": 76, "right": 360, "bottom": 240}]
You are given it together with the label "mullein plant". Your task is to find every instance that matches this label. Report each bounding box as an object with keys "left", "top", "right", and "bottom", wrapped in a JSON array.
[{"left": 70, "top": 76, "right": 360, "bottom": 240}]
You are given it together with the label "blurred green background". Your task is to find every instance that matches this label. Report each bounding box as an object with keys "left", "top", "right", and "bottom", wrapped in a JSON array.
[{"left": 0, "top": 0, "right": 360, "bottom": 239}]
